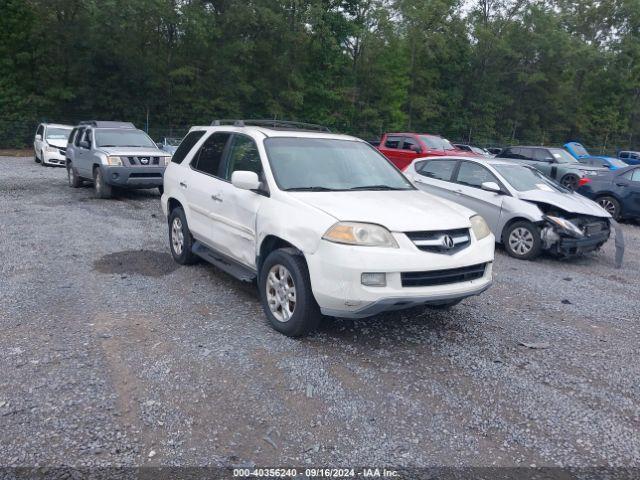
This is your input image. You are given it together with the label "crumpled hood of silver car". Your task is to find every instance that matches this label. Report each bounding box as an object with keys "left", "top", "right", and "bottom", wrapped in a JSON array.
[
  {"left": 288, "top": 190, "right": 475, "bottom": 232},
  {"left": 518, "top": 190, "right": 611, "bottom": 218},
  {"left": 100, "top": 147, "right": 167, "bottom": 157}
]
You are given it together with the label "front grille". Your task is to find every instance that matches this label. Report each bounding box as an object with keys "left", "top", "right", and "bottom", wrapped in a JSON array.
[
  {"left": 405, "top": 228, "right": 471, "bottom": 254},
  {"left": 125, "top": 156, "right": 159, "bottom": 166},
  {"left": 401, "top": 263, "right": 487, "bottom": 287}
]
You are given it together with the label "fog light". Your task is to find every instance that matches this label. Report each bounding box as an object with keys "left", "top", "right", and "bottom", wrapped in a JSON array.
[{"left": 361, "top": 272, "right": 386, "bottom": 287}]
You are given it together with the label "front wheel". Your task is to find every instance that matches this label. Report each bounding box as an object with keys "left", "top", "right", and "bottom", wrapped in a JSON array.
[
  {"left": 596, "top": 196, "right": 621, "bottom": 220},
  {"left": 503, "top": 220, "right": 542, "bottom": 260},
  {"left": 259, "top": 250, "right": 321, "bottom": 337},
  {"left": 93, "top": 167, "right": 113, "bottom": 199}
]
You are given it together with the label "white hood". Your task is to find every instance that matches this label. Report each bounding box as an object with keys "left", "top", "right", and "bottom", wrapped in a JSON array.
[
  {"left": 47, "top": 139, "right": 68, "bottom": 148},
  {"left": 288, "top": 190, "right": 475, "bottom": 232},
  {"left": 517, "top": 190, "right": 611, "bottom": 218}
]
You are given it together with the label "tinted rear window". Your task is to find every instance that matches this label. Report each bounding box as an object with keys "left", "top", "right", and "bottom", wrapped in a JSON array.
[{"left": 171, "top": 130, "right": 205, "bottom": 164}]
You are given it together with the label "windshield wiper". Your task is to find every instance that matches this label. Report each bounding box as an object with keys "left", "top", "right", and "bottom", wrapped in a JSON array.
[
  {"left": 347, "top": 185, "right": 406, "bottom": 191},
  {"left": 284, "top": 186, "right": 336, "bottom": 192}
]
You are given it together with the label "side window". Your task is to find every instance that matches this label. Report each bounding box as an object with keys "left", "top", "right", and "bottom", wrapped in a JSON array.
[
  {"left": 36, "top": 125, "right": 44, "bottom": 137},
  {"left": 80, "top": 129, "right": 92, "bottom": 148},
  {"left": 631, "top": 169, "right": 640, "bottom": 182},
  {"left": 455, "top": 161, "right": 499, "bottom": 189},
  {"left": 225, "top": 135, "right": 262, "bottom": 179},
  {"left": 533, "top": 149, "right": 552, "bottom": 162},
  {"left": 74, "top": 127, "right": 85, "bottom": 147},
  {"left": 68, "top": 128, "right": 77, "bottom": 144},
  {"left": 384, "top": 136, "right": 402, "bottom": 149},
  {"left": 401, "top": 136, "right": 419, "bottom": 151},
  {"left": 192, "top": 132, "right": 231, "bottom": 177},
  {"left": 171, "top": 130, "right": 205, "bottom": 164},
  {"left": 416, "top": 160, "right": 457, "bottom": 181},
  {"left": 619, "top": 152, "right": 628, "bottom": 159},
  {"left": 632, "top": 153, "right": 640, "bottom": 160}
]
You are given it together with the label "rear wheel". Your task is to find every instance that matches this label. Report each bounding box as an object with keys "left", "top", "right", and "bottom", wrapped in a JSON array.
[
  {"left": 93, "top": 167, "right": 113, "bottom": 199},
  {"left": 503, "top": 220, "right": 542, "bottom": 260},
  {"left": 67, "top": 162, "right": 82, "bottom": 187},
  {"left": 596, "top": 196, "right": 621, "bottom": 220},
  {"left": 560, "top": 174, "right": 579, "bottom": 191},
  {"left": 168, "top": 207, "right": 198, "bottom": 265},
  {"left": 259, "top": 249, "right": 321, "bottom": 337}
]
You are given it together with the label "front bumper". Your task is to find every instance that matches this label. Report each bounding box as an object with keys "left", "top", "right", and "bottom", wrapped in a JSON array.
[
  {"left": 555, "top": 230, "right": 610, "bottom": 256},
  {"left": 306, "top": 232, "right": 495, "bottom": 318},
  {"left": 42, "top": 149, "right": 66, "bottom": 166},
  {"left": 99, "top": 165, "right": 165, "bottom": 188}
]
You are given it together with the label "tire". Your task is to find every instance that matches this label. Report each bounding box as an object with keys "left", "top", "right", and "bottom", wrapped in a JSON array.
[
  {"left": 560, "top": 174, "right": 579, "bottom": 191},
  {"left": 428, "top": 298, "right": 463, "bottom": 310},
  {"left": 502, "top": 220, "right": 542, "bottom": 260},
  {"left": 259, "top": 249, "right": 322, "bottom": 337},
  {"left": 93, "top": 167, "right": 113, "bottom": 199},
  {"left": 168, "top": 207, "right": 198, "bottom": 265},
  {"left": 67, "top": 162, "right": 82, "bottom": 188},
  {"left": 596, "top": 195, "right": 621, "bottom": 220}
]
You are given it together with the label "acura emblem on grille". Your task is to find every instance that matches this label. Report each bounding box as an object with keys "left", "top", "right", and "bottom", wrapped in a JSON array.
[
  {"left": 441, "top": 235, "right": 455, "bottom": 250},
  {"left": 140, "top": 157, "right": 149, "bottom": 165}
]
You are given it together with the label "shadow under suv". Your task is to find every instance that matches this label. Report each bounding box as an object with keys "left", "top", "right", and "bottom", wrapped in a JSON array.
[{"left": 65, "top": 121, "right": 171, "bottom": 198}]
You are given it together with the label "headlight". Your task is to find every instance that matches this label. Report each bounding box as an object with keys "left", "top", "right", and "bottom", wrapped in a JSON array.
[
  {"left": 470, "top": 215, "right": 491, "bottom": 240},
  {"left": 45, "top": 145, "right": 57, "bottom": 153},
  {"left": 106, "top": 156, "right": 123, "bottom": 166},
  {"left": 545, "top": 215, "right": 584, "bottom": 237},
  {"left": 163, "top": 156, "right": 171, "bottom": 166},
  {"left": 322, "top": 222, "right": 398, "bottom": 248}
]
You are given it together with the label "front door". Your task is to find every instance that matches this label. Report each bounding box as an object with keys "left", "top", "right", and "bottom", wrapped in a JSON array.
[
  {"left": 451, "top": 161, "right": 505, "bottom": 234},
  {"left": 213, "top": 133, "right": 264, "bottom": 268}
]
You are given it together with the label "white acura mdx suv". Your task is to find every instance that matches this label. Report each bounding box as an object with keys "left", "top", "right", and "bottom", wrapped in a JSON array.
[{"left": 161, "top": 120, "right": 495, "bottom": 336}]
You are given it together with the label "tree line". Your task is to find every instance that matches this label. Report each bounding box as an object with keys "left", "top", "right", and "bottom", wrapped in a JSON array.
[{"left": 1, "top": 0, "right": 640, "bottom": 151}]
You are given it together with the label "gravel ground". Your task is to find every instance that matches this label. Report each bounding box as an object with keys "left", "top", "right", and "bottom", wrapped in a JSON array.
[{"left": 1, "top": 157, "right": 639, "bottom": 476}]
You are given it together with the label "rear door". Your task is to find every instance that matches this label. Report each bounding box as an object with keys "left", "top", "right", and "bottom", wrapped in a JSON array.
[
  {"left": 185, "top": 132, "right": 232, "bottom": 242},
  {"left": 451, "top": 161, "right": 505, "bottom": 233},
  {"left": 411, "top": 158, "right": 460, "bottom": 204},
  {"left": 378, "top": 135, "right": 404, "bottom": 168},
  {"left": 76, "top": 128, "right": 92, "bottom": 177}
]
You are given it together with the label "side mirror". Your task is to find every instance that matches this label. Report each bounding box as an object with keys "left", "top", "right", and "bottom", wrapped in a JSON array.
[
  {"left": 231, "top": 170, "right": 261, "bottom": 191},
  {"left": 35, "top": 134, "right": 42, "bottom": 141},
  {"left": 79, "top": 140, "right": 90, "bottom": 149},
  {"left": 544, "top": 157, "right": 555, "bottom": 163},
  {"left": 481, "top": 181, "right": 502, "bottom": 193}
]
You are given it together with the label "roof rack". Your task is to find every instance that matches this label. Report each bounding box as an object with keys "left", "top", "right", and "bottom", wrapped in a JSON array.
[
  {"left": 210, "top": 119, "right": 330, "bottom": 132},
  {"left": 79, "top": 121, "right": 136, "bottom": 129}
]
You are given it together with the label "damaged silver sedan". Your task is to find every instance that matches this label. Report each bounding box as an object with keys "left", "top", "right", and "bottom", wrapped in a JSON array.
[{"left": 406, "top": 156, "right": 613, "bottom": 260}]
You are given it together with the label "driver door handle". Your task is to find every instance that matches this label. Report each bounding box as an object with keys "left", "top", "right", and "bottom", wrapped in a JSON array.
[
  {"left": 211, "top": 194, "right": 223, "bottom": 202},
  {"left": 179, "top": 182, "right": 187, "bottom": 189}
]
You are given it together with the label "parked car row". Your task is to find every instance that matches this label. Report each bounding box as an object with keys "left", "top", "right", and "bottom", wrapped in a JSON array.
[{"left": 29, "top": 120, "right": 634, "bottom": 337}]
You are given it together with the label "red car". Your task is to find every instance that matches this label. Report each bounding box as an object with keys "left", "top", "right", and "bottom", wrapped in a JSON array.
[{"left": 376, "top": 132, "right": 479, "bottom": 170}]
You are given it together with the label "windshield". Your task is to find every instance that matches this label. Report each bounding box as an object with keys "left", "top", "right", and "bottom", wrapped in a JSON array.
[
  {"left": 96, "top": 129, "right": 156, "bottom": 148},
  {"left": 571, "top": 144, "right": 589, "bottom": 156},
  {"left": 46, "top": 128, "right": 72, "bottom": 140},
  {"left": 494, "top": 164, "right": 563, "bottom": 192},
  {"left": 549, "top": 148, "right": 578, "bottom": 164},
  {"left": 419, "top": 135, "right": 456, "bottom": 151},
  {"left": 264, "top": 138, "right": 414, "bottom": 191}
]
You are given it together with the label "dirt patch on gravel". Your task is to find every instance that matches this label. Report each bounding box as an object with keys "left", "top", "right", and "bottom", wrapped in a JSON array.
[{"left": 94, "top": 250, "right": 178, "bottom": 277}]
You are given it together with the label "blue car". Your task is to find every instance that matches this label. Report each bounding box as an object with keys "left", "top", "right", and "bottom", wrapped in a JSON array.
[
  {"left": 564, "top": 142, "right": 628, "bottom": 170},
  {"left": 577, "top": 165, "right": 640, "bottom": 220},
  {"left": 618, "top": 150, "right": 640, "bottom": 166}
]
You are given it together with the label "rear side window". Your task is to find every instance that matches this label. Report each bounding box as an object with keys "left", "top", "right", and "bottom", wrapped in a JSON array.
[
  {"left": 416, "top": 159, "right": 457, "bottom": 181},
  {"left": 401, "top": 137, "right": 419, "bottom": 151},
  {"left": 36, "top": 125, "right": 44, "bottom": 136},
  {"left": 619, "top": 152, "right": 628, "bottom": 159},
  {"left": 74, "top": 127, "right": 86, "bottom": 146},
  {"left": 631, "top": 169, "right": 640, "bottom": 182},
  {"left": 533, "top": 149, "right": 552, "bottom": 161},
  {"left": 68, "top": 128, "right": 78, "bottom": 144},
  {"left": 192, "top": 132, "right": 231, "bottom": 177},
  {"left": 171, "top": 130, "right": 205, "bottom": 164},
  {"left": 224, "top": 134, "right": 262, "bottom": 179},
  {"left": 384, "top": 136, "right": 402, "bottom": 149}
]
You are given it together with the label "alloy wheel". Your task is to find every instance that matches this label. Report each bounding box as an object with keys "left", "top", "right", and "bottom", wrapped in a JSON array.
[
  {"left": 598, "top": 198, "right": 617, "bottom": 216},
  {"left": 171, "top": 217, "right": 184, "bottom": 255},
  {"left": 509, "top": 227, "right": 534, "bottom": 256},
  {"left": 266, "top": 264, "right": 297, "bottom": 322}
]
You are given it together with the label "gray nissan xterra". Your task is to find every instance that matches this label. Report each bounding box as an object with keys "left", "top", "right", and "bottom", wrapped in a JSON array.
[{"left": 65, "top": 121, "right": 171, "bottom": 198}]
